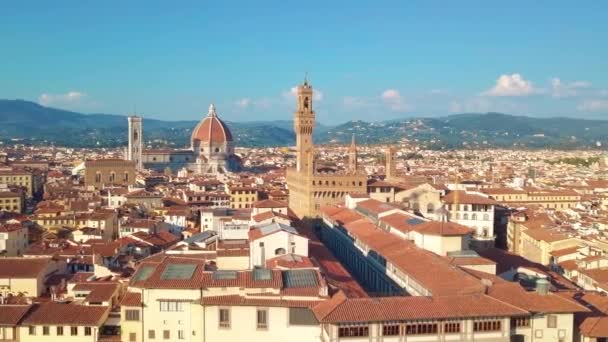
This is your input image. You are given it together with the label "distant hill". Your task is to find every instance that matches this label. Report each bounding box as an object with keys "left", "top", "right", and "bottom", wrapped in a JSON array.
[{"left": 1, "top": 100, "right": 607, "bottom": 149}]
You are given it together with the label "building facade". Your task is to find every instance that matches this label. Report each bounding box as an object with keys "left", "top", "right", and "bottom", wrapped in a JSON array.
[
  {"left": 286, "top": 79, "right": 367, "bottom": 218},
  {"left": 136, "top": 104, "right": 241, "bottom": 175},
  {"left": 84, "top": 159, "right": 136, "bottom": 190}
]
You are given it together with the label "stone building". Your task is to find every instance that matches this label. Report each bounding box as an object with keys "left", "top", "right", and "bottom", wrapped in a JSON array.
[
  {"left": 84, "top": 159, "right": 136, "bottom": 190},
  {"left": 286, "top": 79, "right": 367, "bottom": 218},
  {"left": 127, "top": 115, "right": 143, "bottom": 171},
  {"left": 130, "top": 104, "right": 241, "bottom": 175}
]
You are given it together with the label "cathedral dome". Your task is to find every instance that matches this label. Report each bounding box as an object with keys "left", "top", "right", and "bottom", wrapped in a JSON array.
[{"left": 191, "top": 104, "right": 233, "bottom": 144}]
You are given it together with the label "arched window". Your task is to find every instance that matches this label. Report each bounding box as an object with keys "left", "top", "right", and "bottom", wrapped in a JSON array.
[
  {"left": 95, "top": 172, "right": 101, "bottom": 183},
  {"left": 304, "top": 97, "right": 309, "bottom": 110},
  {"left": 412, "top": 202, "right": 420, "bottom": 212},
  {"left": 274, "top": 248, "right": 286, "bottom": 255},
  {"left": 124, "top": 172, "right": 129, "bottom": 182},
  {"left": 215, "top": 148, "right": 220, "bottom": 153},
  {"left": 463, "top": 213, "right": 469, "bottom": 220},
  {"left": 471, "top": 213, "right": 477, "bottom": 220},
  {"left": 109, "top": 172, "right": 116, "bottom": 183},
  {"left": 426, "top": 203, "right": 435, "bottom": 214},
  {"left": 483, "top": 213, "right": 489, "bottom": 221}
]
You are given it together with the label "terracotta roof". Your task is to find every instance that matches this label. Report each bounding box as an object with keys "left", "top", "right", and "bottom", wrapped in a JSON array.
[
  {"left": 313, "top": 293, "right": 528, "bottom": 323},
  {"left": 191, "top": 107, "right": 233, "bottom": 143},
  {"left": 487, "top": 282, "right": 590, "bottom": 314},
  {"left": 523, "top": 228, "right": 571, "bottom": 243},
  {"left": 355, "top": 199, "right": 398, "bottom": 216},
  {"left": 580, "top": 316, "right": 608, "bottom": 337},
  {"left": 120, "top": 292, "right": 142, "bottom": 307},
  {"left": 550, "top": 246, "right": 581, "bottom": 257},
  {"left": 253, "top": 199, "right": 288, "bottom": 209},
  {"left": 0, "top": 257, "right": 51, "bottom": 278},
  {"left": 0, "top": 305, "right": 32, "bottom": 325},
  {"left": 72, "top": 282, "right": 120, "bottom": 303},
  {"left": 443, "top": 190, "right": 499, "bottom": 205},
  {"left": 21, "top": 303, "right": 109, "bottom": 326}
]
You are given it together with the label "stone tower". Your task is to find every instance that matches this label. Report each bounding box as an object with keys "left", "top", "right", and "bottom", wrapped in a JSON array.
[
  {"left": 348, "top": 134, "right": 358, "bottom": 173},
  {"left": 294, "top": 78, "right": 315, "bottom": 173},
  {"left": 127, "top": 115, "right": 143, "bottom": 171},
  {"left": 385, "top": 146, "right": 396, "bottom": 181}
]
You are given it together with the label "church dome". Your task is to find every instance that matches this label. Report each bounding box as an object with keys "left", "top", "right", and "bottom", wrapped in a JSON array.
[{"left": 191, "top": 104, "right": 233, "bottom": 144}]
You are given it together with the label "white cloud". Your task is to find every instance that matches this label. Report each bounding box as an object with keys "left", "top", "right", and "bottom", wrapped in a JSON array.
[
  {"left": 39, "top": 91, "right": 87, "bottom": 106},
  {"left": 381, "top": 89, "right": 411, "bottom": 112},
  {"left": 482, "top": 74, "right": 537, "bottom": 97},
  {"left": 234, "top": 98, "right": 251, "bottom": 108},
  {"left": 577, "top": 99, "right": 608, "bottom": 112},
  {"left": 551, "top": 78, "right": 591, "bottom": 98},
  {"left": 283, "top": 86, "right": 323, "bottom": 101}
]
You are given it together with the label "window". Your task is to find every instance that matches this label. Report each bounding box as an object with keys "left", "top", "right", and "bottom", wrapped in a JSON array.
[
  {"left": 57, "top": 326, "right": 64, "bottom": 335},
  {"left": 43, "top": 326, "right": 50, "bottom": 335},
  {"left": 444, "top": 322, "right": 460, "bottom": 333},
  {"left": 178, "top": 330, "right": 185, "bottom": 339},
  {"left": 163, "top": 330, "right": 170, "bottom": 339},
  {"left": 148, "top": 330, "right": 156, "bottom": 339},
  {"left": 511, "top": 317, "right": 530, "bottom": 328},
  {"left": 274, "top": 247, "right": 286, "bottom": 255},
  {"left": 219, "top": 308, "right": 231, "bottom": 328},
  {"left": 473, "top": 320, "right": 501, "bottom": 332},
  {"left": 257, "top": 308, "right": 268, "bottom": 329},
  {"left": 382, "top": 323, "right": 400, "bottom": 336},
  {"left": 159, "top": 301, "right": 183, "bottom": 312},
  {"left": 338, "top": 324, "right": 369, "bottom": 337},
  {"left": 547, "top": 315, "right": 557, "bottom": 328},
  {"left": 84, "top": 327, "right": 91, "bottom": 336},
  {"left": 125, "top": 309, "right": 140, "bottom": 321},
  {"left": 405, "top": 323, "right": 438, "bottom": 335},
  {"left": 71, "top": 326, "right": 78, "bottom": 336},
  {"left": 426, "top": 203, "right": 435, "bottom": 214},
  {"left": 28, "top": 326, "right": 36, "bottom": 335},
  {"left": 129, "top": 332, "right": 137, "bottom": 342}
]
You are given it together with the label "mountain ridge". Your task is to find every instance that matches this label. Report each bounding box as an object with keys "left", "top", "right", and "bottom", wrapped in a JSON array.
[{"left": 0, "top": 100, "right": 607, "bottom": 149}]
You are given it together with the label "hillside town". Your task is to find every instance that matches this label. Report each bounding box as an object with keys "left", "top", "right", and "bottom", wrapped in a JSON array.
[{"left": 0, "top": 80, "right": 608, "bottom": 342}]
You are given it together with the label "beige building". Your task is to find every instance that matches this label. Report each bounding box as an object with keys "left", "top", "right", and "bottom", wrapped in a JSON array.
[
  {"left": 0, "top": 257, "right": 66, "bottom": 297},
  {"left": 84, "top": 159, "right": 136, "bottom": 190},
  {"left": 0, "top": 189, "right": 25, "bottom": 213},
  {"left": 228, "top": 185, "right": 259, "bottom": 209},
  {"left": 124, "top": 254, "right": 327, "bottom": 342},
  {"left": 0, "top": 168, "right": 42, "bottom": 198},
  {"left": 286, "top": 79, "right": 367, "bottom": 218},
  {"left": 0, "top": 223, "right": 28, "bottom": 256},
  {"left": 18, "top": 302, "right": 110, "bottom": 342},
  {"left": 520, "top": 228, "right": 580, "bottom": 266},
  {"left": 483, "top": 187, "right": 581, "bottom": 211}
]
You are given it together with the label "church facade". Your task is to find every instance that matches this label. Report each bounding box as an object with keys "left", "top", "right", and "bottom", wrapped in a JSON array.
[
  {"left": 127, "top": 104, "right": 240, "bottom": 175},
  {"left": 286, "top": 79, "right": 367, "bottom": 218}
]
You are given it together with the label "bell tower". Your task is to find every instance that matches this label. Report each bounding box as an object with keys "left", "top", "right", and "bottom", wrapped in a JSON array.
[
  {"left": 127, "top": 115, "right": 143, "bottom": 171},
  {"left": 348, "top": 134, "right": 358, "bottom": 173},
  {"left": 294, "top": 78, "right": 315, "bottom": 173}
]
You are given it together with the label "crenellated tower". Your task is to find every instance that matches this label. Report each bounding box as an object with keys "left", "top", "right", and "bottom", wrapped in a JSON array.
[{"left": 294, "top": 79, "right": 315, "bottom": 173}]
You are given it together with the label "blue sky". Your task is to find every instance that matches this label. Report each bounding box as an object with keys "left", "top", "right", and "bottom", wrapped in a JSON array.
[{"left": 1, "top": 1, "right": 607, "bottom": 124}]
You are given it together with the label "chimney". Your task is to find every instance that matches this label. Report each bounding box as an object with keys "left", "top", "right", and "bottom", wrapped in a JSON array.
[{"left": 535, "top": 278, "right": 550, "bottom": 295}]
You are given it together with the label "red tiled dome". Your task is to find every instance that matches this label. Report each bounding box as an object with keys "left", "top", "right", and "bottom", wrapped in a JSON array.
[{"left": 191, "top": 104, "right": 233, "bottom": 144}]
